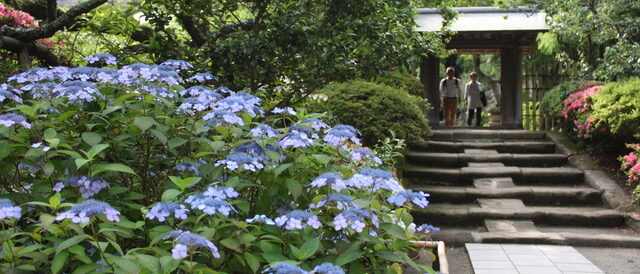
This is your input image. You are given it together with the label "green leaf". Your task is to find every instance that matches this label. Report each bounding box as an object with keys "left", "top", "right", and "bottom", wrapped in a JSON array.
[
  {"left": 57, "top": 150, "right": 83, "bottom": 159},
  {"left": 244, "top": 252, "right": 261, "bottom": 273},
  {"left": 220, "top": 238, "right": 242, "bottom": 252},
  {"left": 85, "top": 144, "right": 109, "bottom": 159},
  {"left": 0, "top": 142, "right": 11, "bottom": 160},
  {"left": 15, "top": 244, "right": 46, "bottom": 257},
  {"left": 380, "top": 223, "right": 408, "bottom": 240},
  {"left": 109, "top": 255, "right": 141, "bottom": 274},
  {"left": 92, "top": 163, "right": 137, "bottom": 176},
  {"left": 56, "top": 235, "right": 90, "bottom": 255},
  {"left": 136, "top": 254, "right": 161, "bottom": 273},
  {"left": 312, "top": 154, "right": 332, "bottom": 165},
  {"left": 161, "top": 189, "right": 181, "bottom": 202},
  {"left": 68, "top": 245, "right": 91, "bottom": 264},
  {"left": 169, "top": 176, "right": 201, "bottom": 190},
  {"left": 273, "top": 163, "right": 293, "bottom": 176},
  {"left": 259, "top": 241, "right": 282, "bottom": 255},
  {"left": 71, "top": 264, "right": 101, "bottom": 274},
  {"left": 261, "top": 253, "right": 290, "bottom": 264},
  {"left": 286, "top": 179, "right": 302, "bottom": 199},
  {"left": 51, "top": 250, "right": 69, "bottom": 274},
  {"left": 375, "top": 250, "right": 405, "bottom": 262},
  {"left": 335, "top": 250, "right": 363, "bottom": 266},
  {"left": 49, "top": 193, "right": 61, "bottom": 208},
  {"left": 134, "top": 116, "right": 157, "bottom": 132},
  {"left": 160, "top": 255, "right": 180, "bottom": 274},
  {"left": 298, "top": 237, "right": 320, "bottom": 260},
  {"left": 44, "top": 128, "right": 57, "bottom": 139},
  {"left": 168, "top": 138, "right": 187, "bottom": 149},
  {"left": 150, "top": 129, "right": 168, "bottom": 144},
  {"left": 81, "top": 132, "right": 102, "bottom": 146}
]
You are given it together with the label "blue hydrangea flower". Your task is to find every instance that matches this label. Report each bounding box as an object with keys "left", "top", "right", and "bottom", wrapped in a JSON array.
[
  {"left": 160, "top": 60, "right": 194, "bottom": 71},
  {"left": 311, "top": 263, "right": 345, "bottom": 274},
  {"left": 56, "top": 199, "right": 120, "bottom": 223},
  {"left": 49, "top": 66, "right": 72, "bottom": 81},
  {"left": 85, "top": 53, "right": 117, "bottom": 65},
  {"left": 187, "top": 73, "right": 216, "bottom": 82},
  {"left": 20, "top": 82, "right": 57, "bottom": 99},
  {"left": 290, "top": 125, "right": 319, "bottom": 139},
  {"left": 233, "top": 141, "right": 282, "bottom": 164},
  {"left": 18, "top": 163, "right": 38, "bottom": 173},
  {"left": 416, "top": 224, "right": 440, "bottom": 234},
  {"left": 142, "top": 85, "right": 176, "bottom": 98},
  {"left": 0, "top": 113, "right": 31, "bottom": 129},
  {"left": 146, "top": 202, "right": 189, "bottom": 222},
  {"left": 53, "top": 81, "right": 102, "bottom": 103},
  {"left": 279, "top": 132, "right": 312, "bottom": 149},
  {"left": 263, "top": 263, "right": 306, "bottom": 274},
  {"left": 323, "top": 125, "right": 361, "bottom": 146},
  {"left": 203, "top": 110, "right": 245, "bottom": 127},
  {"left": 215, "top": 152, "right": 264, "bottom": 171},
  {"left": 250, "top": 124, "right": 280, "bottom": 138},
  {"left": 215, "top": 94, "right": 261, "bottom": 117},
  {"left": 235, "top": 91, "right": 261, "bottom": 106},
  {"left": 53, "top": 176, "right": 110, "bottom": 198},
  {"left": 7, "top": 67, "right": 51, "bottom": 83},
  {"left": 215, "top": 86, "right": 234, "bottom": 94},
  {"left": 184, "top": 196, "right": 235, "bottom": 216},
  {"left": 272, "top": 107, "right": 296, "bottom": 115},
  {"left": 0, "top": 84, "right": 23, "bottom": 103},
  {"left": 203, "top": 186, "right": 239, "bottom": 200},
  {"left": 296, "top": 118, "right": 330, "bottom": 132},
  {"left": 274, "top": 210, "right": 322, "bottom": 230},
  {"left": 32, "top": 142, "right": 50, "bottom": 152},
  {"left": 163, "top": 230, "right": 220, "bottom": 259},
  {"left": 70, "top": 67, "right": 99, "bottom": 81},
  {"left": 246, "top": 214, "right": 276, "bottom": 225},
  {"left": 309, "top": 194, "right": 354, "bottom": 210},
  {"left": 177, "top": 98, "right": 209, "bottom": 113},
  {"left": 346, "top": 168, "right": 403, "bottom": 192},
  {"left": 150, "top": 70, "right": 183, "bottom": 86},
  {"left": 179, "top": 86, "right": 213, "bottom": 97},
  {"left": 308, "top": 173, "right": 347, "bottom": 192},
  {"left": 0, "top": 199, "right": 22, "bottom": 220},
  {"left": 387, "top": 190, "right": 430, "bottom": 208},
  {"left": 350, "top": 148, "right": 382, "bottom": 165},
  {"left": 174, "top": 160, "right": 206, "bottom": 175},
  {"left": 333, "top": 208, "right": 379, "bottom": 233}
]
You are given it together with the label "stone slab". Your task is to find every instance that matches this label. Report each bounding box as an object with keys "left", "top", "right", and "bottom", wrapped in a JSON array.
[
  {"left": 464, "top": 149, "right": 499, "bottom": 154},
  {"left": 485, "top": 219, "right": 538, "bottom": 233},
  {"left": 468, "top": 162, "right": 505, "bottom": 167},
  {"left": 473, "top": 177, "right": 516, "bottom": 189},
  {"left": 584, "top": 169, "right": 631, "bottom": 209},
  {"left": 478, "top": 199, "right": 526, "bottom": 209}
]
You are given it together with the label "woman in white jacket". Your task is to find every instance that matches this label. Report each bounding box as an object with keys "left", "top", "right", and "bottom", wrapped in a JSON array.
[{"left": 464, "top": 72, "right": 484, "bottom": 126}]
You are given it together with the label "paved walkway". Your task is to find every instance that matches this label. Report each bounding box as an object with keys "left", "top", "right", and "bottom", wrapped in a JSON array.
[{"left": 466, "top": 243, "right": 604, "bottom": 274}]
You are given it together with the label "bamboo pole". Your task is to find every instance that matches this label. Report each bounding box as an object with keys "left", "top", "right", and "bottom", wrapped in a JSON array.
[{"left": 410, "top": 241, "right": 449, "bottom": 274}]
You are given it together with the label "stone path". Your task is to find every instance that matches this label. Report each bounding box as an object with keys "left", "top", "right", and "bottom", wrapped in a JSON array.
[
  {"left": 466, "top": 243, "right": 604, "bottom": 274},
  {"left": 407, "top": 129, "right": 640, "bottom": 247}
]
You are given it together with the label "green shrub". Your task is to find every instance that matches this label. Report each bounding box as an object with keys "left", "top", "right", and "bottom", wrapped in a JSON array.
[
  {"left": 591, "top": 78, "right": 640, "bottom": 139},
  {"left": 312, "top": 80, "right": 431, "bottom": 146},
  {"left": 540, "top": 81, "right": 581, "bottom": 119},
  {"left": 374, "top": 71, "right": 424, "bottom": 97}
]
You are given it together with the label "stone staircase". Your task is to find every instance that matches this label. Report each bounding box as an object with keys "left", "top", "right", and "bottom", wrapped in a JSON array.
[{"left": 406, "top": 129, "right": 640, "bottom": 247}]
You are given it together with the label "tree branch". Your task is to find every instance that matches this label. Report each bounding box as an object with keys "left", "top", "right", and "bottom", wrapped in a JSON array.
[
  {"left": 0, "top": 0, "right": 107, "bottom": 41},
  {"left": 47, "top": 0, "right": 57, "bottom": 23},
  {"left": 0, "top": 36, "right": 60, "bottom": 66},
  {"left": 175, "top": 14, "right": 208, "bottom": 47}
]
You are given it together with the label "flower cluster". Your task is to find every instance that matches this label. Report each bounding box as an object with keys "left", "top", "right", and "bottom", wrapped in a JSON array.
[
  {"left": 53, "top": 176, "right": 110, "bottom": 198},
  {"left": 272, "top": 107, "right": 296, "bottom": 115},
  {"left": 323, "top": 125, "right": 361, "bottom": 146},
  {"left": 216, "top": 152, "right": 264, "bottom": 171},
  {"left": 387, "top": 190, "right": 430, "bottom": 208},
  {"left": 263, "top": 262, "right": 345, "bottom": 274},
  {"left": 308, "top": 173, "right": 346, "bottom": 191},
  {"left": 0, "top": 199, "right": 21, "bottom": 220},
  {"left": 350, "top": 148, "right": 382, "bottom": 165},
  {"left": 0, "top": 84, "right": 23, "bottom": 103},
  {"left": 346, "top": 168, "right": 403, "bottom": 192},
  {"left": 246, "top": 214, "right": 276, "bottom": 225},
  {"left": 146, "top": 202, "right": 189, "bottom": 222},
  {"left": 274, "top": 210, "right": 322, "bottom": 230},
  {"left": 620, "top": 144, "right": 640, "bottom": 185},
  {"left": 56, "top": 200, "right": 120, "bottom": 223},
  {"left": 163, "top": 230, "right": 220, "bottom": 259},
  {"left": 562, "top": 85, "right": 607, "bottom": 138},
  {"left": 174, "top": 160, "right": 206, "bottom": 175},
  {"left": 0, "top": 4, "right": 38, "bottom": 28},
  {"left": 250, "top": 124, "right": 280, "bottom": 139},
  {"left": 85, "top": 54, "right": 117, "bottom": 66},
  {"left": 333, "top": 208, "right": 379, "bottom": 233},
  {"left": 0, "top": 113, "right": 31, "bottom": 129},
  {"left": 416, "top": 224, "right": 440, "bottom": 234},
  {"left": 184, "top": 195, "right": 235, "bottom": 216},
  {"left": 309, "top": 194, "right": 354, "bottom": 210}
]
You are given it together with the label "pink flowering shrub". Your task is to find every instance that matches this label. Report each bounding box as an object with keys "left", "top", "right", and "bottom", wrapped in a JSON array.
[
  {"left": 620, "top": 144, "right": 640, "bottom": 201},
  {"left": 561, "top": 84, "right": 607, "bottom": 138},
  {"left": 0, "top": 4, "right": 38, "bottom": 27}
]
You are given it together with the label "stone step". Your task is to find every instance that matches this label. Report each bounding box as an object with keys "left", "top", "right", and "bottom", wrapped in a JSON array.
[
  {"left": 405, "top": 166, "right": 583, "bottom": 185},
  {"left": 413, "top": 185, "right": 602, "bottom": 205},
  {"left": 405, "top": 152, "right": 567, "bottom": 167},
  {"left": 424, "top": 227, "right": 640, "bottom": 248},
  {"left": 413, "top": 140, "right": 557, "bottom": 153},
  {"left": 429, "top": 129, "right": 546, "bottom": 141},
  {"left": 412, "top": 204, "right": 623, "bottom": 227}
]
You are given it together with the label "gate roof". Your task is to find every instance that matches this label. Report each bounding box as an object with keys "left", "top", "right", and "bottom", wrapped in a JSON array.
[{"left": 416, "top": 7, "right": 548, "bottom": 32}]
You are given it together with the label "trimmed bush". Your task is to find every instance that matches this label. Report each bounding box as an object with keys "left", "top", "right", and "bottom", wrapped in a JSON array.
[
  {"left": 374, "top": 71, "right": 424, "bottom": 97},
  {"left": 540, "top": 81, "right": 581, "bottom": 120},
  {"left": 591, "top": 78, "right": 640, "bottom": 139},
  {"left": 312, "top": 80, "right": 431, "bottom": 146}
]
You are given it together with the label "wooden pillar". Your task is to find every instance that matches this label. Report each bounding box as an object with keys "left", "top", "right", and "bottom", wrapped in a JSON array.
[
  {"left": 420, "top": 55, "right": 440, "bottom": 126},
  {"left": 500, "top": 47, "right": 523, "bottom": 128}
]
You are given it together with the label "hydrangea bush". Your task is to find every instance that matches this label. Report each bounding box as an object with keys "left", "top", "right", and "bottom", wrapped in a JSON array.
[{"left": 0, "top": 55, "right": 436, "bottom": 273}]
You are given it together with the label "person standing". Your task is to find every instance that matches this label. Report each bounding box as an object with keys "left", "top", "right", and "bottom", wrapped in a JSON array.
[
  {"left": 464, "top": 72, "right": 484, "bottom": 126},
  {"left": 439, "top": 67, "right": 462, "bottom": 126}
]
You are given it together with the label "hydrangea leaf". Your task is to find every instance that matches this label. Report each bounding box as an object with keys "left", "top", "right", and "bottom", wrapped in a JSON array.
[{"left": 134, "top": 116, "right": 157, "bottom": 132}]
